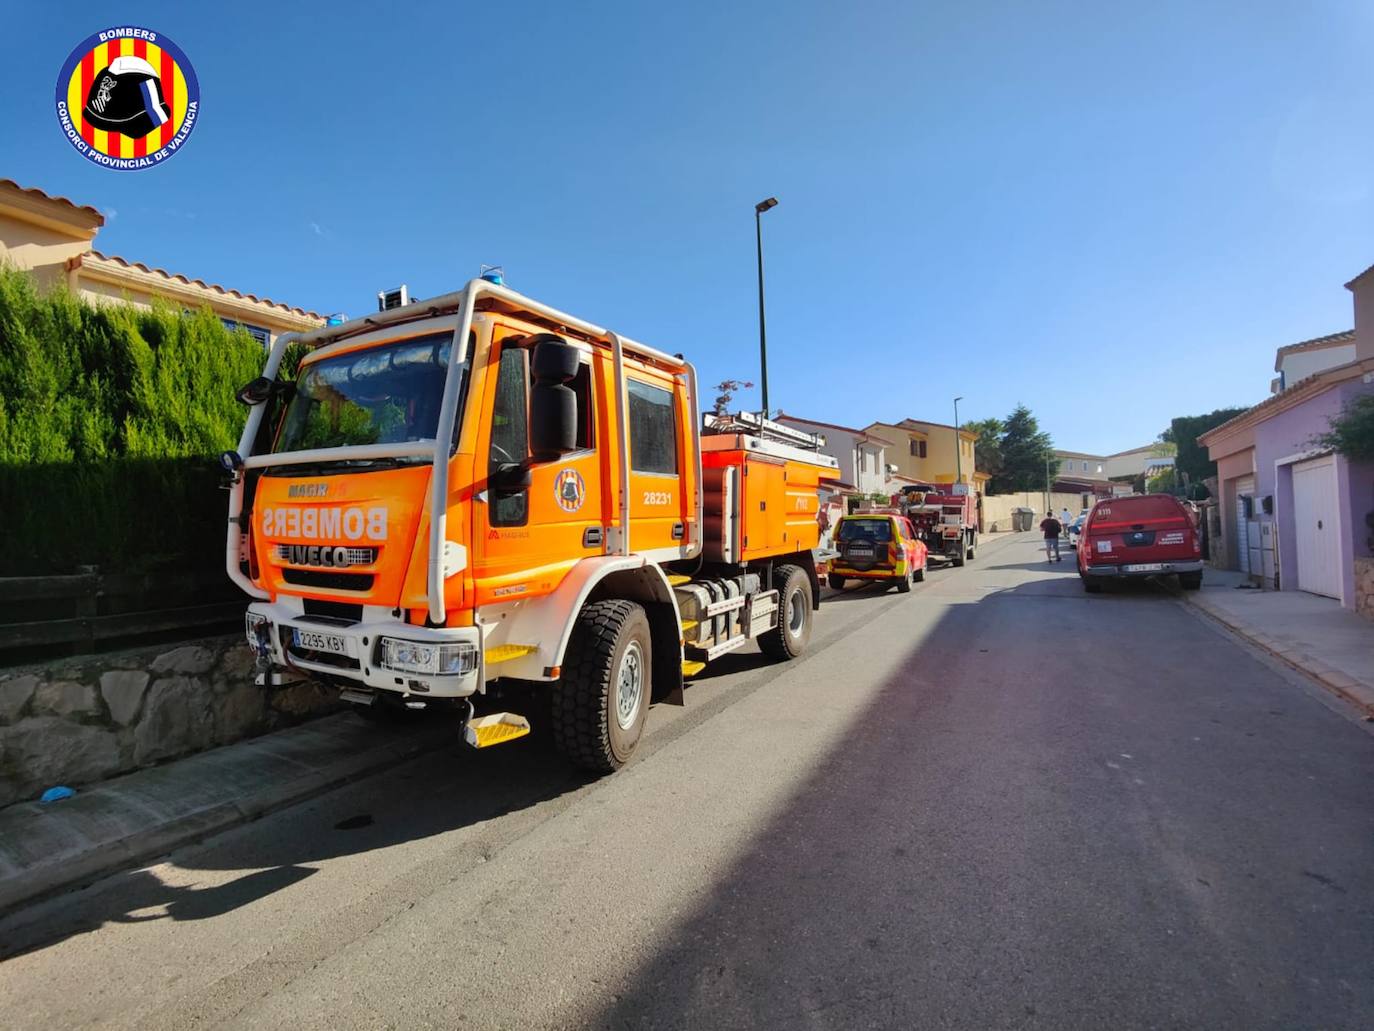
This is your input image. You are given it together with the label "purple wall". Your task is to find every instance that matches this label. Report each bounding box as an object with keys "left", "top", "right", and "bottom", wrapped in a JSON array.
[{"left": 1253, "top": 379, "right": 1374, "bottom": 605}]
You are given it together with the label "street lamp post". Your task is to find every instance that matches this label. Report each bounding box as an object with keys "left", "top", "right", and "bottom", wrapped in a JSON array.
[
  {"left": 1045, "top": 455, "right": 1051, "bottom": 514},
  {"left": 754, "top": 197, "right": 778, "bottom": 418},
  {"left": 953, "top": 396, "right": 964, "bottom": 487}
]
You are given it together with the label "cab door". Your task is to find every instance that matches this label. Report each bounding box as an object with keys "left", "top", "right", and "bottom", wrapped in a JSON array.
[
  {"left": 625, "top": 371, "right": 688, "bottom": 558},
  {"left": 471, "top": 328, "right": 602, "bottom": 606}
]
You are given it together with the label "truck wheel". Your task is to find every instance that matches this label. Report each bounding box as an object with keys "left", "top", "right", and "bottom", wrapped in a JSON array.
[
  {"left": 894, "top": 573, "right": 911, "bottom": 594},
  {"left": 1179, "top": 571, "right": 1203, "bottom": 591},
  {"left": 952, "top": 543, "right": 965, "bottom": 567},
  {"left": 759, "top": 564, "right": 812, "bottom": 661},
  {"left": 828, "top": 573, "right": 846, "bottom": 590},
  {"left": 966, "top": 533, "right": 976, "bottom": 561},
  {"left": 553, "top": 599, "right": 651, "bottom": 774}
]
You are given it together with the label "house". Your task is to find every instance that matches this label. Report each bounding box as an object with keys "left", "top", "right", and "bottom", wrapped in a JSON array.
[
  {"left": 864, "top": 419, "right": 986, "bottom": 492},
  {"left": 1199, "top": 261, "right": 1374, "bottom": 613},
  {"left": 1055, "top": 445, "right": 1173, "bottom": 486},
  {"left": 0, "top": 178, "right": 323, "bottom": 346},
  {"left": 776, "top": 415, "right": 894, "bottom": 499},
  {"left": 1270, "top": 330, "right": 1355, "bottom": 395},
  {"left": 1054, "top": 450, "right": 1108, "bottom": 478}
]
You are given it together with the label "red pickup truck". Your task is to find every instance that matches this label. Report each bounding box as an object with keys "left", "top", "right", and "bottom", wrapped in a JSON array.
[{"left": 1077, "top": 494, "right": 1203, "bottom": 592}]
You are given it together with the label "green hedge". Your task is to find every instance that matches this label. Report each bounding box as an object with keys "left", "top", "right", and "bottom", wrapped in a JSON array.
[{"left": 0, "top": 267, "right": 269, "bottom": 576}]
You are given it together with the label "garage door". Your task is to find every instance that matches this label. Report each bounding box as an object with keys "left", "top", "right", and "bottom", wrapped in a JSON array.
[
  {"left": 1234, "top": 476, "right": 1253, "bottom": 574},
  {"left": 1292, "top": 456, "right": 1341, "bottom": 599}
]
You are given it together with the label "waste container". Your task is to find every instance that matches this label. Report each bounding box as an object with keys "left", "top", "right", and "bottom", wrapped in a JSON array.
[{"left": 1012, "top": 507, "right": 1034, "bottom": 531}]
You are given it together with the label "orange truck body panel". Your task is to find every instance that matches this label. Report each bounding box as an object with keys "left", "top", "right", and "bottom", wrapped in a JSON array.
[{"left": 700, "top": 445, "right": 827, "bottom": 562}]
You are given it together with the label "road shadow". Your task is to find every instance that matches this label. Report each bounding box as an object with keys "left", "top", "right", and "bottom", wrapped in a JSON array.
[
  {"left": 585, "top": 575, "right": 1374, "bottom": 1030},
  {"left": 0, "top": 715, "right": 589, "bottom": 960}
]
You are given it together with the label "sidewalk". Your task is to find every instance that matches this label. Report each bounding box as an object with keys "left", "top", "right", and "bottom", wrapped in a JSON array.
[
  {"left": 1180, "top": 568, "right": 1374, "bottom": 718},
  {"left": 0, "top": 713, "right": 452, "bottom": 917}
]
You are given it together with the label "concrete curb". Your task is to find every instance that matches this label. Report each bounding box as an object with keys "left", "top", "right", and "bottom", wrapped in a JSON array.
[
  {"left": 0, "top": 713, "right": 453, "bottom": 918},
  {"left": 1177, "top": 589, "right": 1374, "bottom": 718}
]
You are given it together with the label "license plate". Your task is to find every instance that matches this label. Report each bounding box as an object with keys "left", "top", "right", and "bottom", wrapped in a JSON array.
[
  {"left": 293, "top": 628, "right": 348, "bottom": 655},
  {"left": 1123, "top": 563, "right": 1165, "bottom": 573}
]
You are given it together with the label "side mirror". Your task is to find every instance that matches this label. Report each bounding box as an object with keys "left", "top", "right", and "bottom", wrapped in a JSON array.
[
  {"left": 490, "top": 462, "right": 533, "bottom": 496},
  {"left": 235, "top": 376, "right": 275, "bottom": 406},
  {"left": 528, "top": 336, "right": 580, "bottom": 462}
]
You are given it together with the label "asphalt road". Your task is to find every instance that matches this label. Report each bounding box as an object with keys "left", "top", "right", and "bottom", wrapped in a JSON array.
[{"left": 3, "top": 534, "right": 1373, "bottom": 1030}]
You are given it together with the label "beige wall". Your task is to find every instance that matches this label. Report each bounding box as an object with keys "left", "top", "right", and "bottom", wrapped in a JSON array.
[
  {"left": 982, "top": 491, "right": 1096, "bottom": 533},
  {"left": 0, "top": 212, "right": 90, "bottom": 291},
  {"left": 866, "top": 422, "right": 929, "bottom": 481}
]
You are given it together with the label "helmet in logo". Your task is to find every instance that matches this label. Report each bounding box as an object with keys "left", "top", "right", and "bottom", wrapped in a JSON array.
[{"left": 82, "top": 56, "right": 171, "bottom": 138}]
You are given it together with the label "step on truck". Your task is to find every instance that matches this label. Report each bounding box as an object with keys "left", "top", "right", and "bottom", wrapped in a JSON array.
[
  {"left": 895, "top": 482, "right": 978, "bottom": 566},
  {"left": 222, "top": 276, "right": 838, "bottom": 772}
]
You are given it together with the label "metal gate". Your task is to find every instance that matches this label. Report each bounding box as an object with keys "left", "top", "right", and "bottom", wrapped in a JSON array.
[{"left": 1293, "top": 455, "right": 1341, "bottom": 599}]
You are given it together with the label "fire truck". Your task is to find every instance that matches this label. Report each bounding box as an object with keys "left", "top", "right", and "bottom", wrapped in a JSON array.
[
  {"left": 222, "top": 276, "right": 837, "bottom": 772},
  {"left": 895, "top": 483, "right": 978, "bottom": 566}
]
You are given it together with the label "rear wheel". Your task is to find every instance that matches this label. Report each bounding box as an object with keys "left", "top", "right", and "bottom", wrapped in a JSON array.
[
  {"left": 952, "top": 540, "right": 965, "bottom": 567},
  {"left": 759, "top": 564, "right": 812, "bottom": 661},
  {"left": 828, "top": 573, "right": 846, "bottom": 590},
  {"left": 1179, "top": 571, "right": 1203, "bottom": 591},
  {"left": 894, "top": 573, "right": 911, "bottom": 594},
  {"left": 553, "top": 599, "right": 650, "bottom": 774},
  {"left": 966, "top": 533, "right": 976, "bottom": 561},
  {"left": 1082, "top": 576, "right": 1103, "bottom": 593}
]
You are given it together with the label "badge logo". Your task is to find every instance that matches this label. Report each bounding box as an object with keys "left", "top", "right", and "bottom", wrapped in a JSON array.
[
  {"left": 55, "top": 27, "right": 200, "bottom": 170},
  {"left": 554, "top": 469, "right": 586, "bottom": 513}
]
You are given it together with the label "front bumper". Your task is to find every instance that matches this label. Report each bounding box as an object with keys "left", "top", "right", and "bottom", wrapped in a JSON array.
[
  {"left": 1082, "top": 559, "right": 1203, "bottom": 579},
  {"left": 246, "top": 601, "right": 482, "bottom": 698}
]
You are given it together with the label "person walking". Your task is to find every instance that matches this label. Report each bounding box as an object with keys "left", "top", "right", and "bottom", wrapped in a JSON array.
[
  {"left": 1041, "top": 512, "right": 1063, "bottom": 562},
  {"left": 1060, "top": 506, "right": 1073, "bottom": 539}
]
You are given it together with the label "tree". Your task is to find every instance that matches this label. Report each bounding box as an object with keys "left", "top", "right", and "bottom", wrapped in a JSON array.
[
  {"left": 993, "top": 404, "right": 1056, "bottom": 493},
  {"left": 1317, "top": 394, "right": 1374, "bottom": 461},
  {"left": 1162, "top": 407, "right": 1247, "bottom": 497},
  {"left": 712, "top": 379, "right": 753, "bottom": 416},
  {"left": 965, "top": 417, "right": 1003, "bottom": 481},
  {"left": 1146, "top": 467, "right": 1177, "bottom": 495}
]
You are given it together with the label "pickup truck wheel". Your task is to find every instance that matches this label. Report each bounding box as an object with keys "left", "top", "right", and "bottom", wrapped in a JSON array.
[
  {"left": 759, "top": 564, "right": 812, "bottom": 661},
  {"left": 828, "top": 573, "right": 846, "bottom": 590},
  {"left": 553, "top": 599, "right": 650, "bottom": 774},
  {"left": 894, "top": 572, "right": 911, "bottom": 593},
  {"left": 1082, "top": 577, "right": 1103, "bottom": 594},
  {"left": 1179, "top": 571, "right": 1203, "bottom": 591}
]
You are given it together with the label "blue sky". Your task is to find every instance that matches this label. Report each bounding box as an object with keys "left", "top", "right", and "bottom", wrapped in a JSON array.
[{"left": 4, "top": 1, "right": 1373, "bottom": 453}]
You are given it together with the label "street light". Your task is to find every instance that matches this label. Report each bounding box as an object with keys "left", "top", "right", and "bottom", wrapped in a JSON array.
[
  {"left": 953, "top": 396, "right": 964, "bottom": 487},
  {"left": 754, "top": 197, "right": 778, "bottom": 418}
]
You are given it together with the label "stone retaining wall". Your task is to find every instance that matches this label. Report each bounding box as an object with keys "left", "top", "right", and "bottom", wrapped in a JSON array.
[
  {"left": 0, "top": 635, "right": 340, "bottom": 808},
  {"left": 1355, "top": 557, "right": 1374, "bottom": 623}
]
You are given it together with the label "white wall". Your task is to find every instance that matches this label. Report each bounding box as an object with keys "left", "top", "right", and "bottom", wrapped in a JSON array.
[
  {"left": 779, "top": 418, "right": 887, "bottom": 496},
  {"left": 1276, "top": 344, "right": 1356, "bottom": 391}
]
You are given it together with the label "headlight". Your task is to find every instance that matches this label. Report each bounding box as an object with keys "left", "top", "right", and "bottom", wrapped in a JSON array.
[{"left": 377, "top": 637, "right": 477, "bottom": 676}]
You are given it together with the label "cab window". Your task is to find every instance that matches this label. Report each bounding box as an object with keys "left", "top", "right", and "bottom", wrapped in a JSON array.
[
  {"left": 489, "top": 346, "right": 528, "bottom": 526},
  {"left": 628, "top": 378, "right": 677, "bottom": 475}
]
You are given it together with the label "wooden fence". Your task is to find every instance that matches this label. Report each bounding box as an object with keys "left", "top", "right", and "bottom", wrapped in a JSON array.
[{"left": 0, "top": 568, "right": 243, "bottom": 664}]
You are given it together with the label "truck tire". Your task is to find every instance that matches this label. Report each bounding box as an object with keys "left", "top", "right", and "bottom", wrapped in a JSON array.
[
  {"left": 759, "top": 564, "right": 812, "bottom": 661},
  {"left": 828, "top": 573, "right": 846, "bottom": 590},
  {"left": 553, "top": 599, "right": 651, "bottom": 774},
  {"left": 894, "top": 573, "right": 911, "bottom": 594},
  {"left": 952, "top": 542, "right": 965, "bottom": 567},
  {"left": 966, "top": 533, "right": 976, "bottom": 561},
  {"left": 1179, "top": 571, "right": 1203, "bottom": 591}
]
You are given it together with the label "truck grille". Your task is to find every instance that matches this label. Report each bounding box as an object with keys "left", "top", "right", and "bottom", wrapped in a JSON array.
[
  {"left": 274, "top": 545, "right": 377, "bottom": 566},
  {"left": 281, "top": 568, "right": 375, "bottom": 591}
]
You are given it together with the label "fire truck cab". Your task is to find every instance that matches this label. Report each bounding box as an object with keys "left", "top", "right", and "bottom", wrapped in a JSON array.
[{"left": 224, "top": 277, "right": 836, "bottom": 772}]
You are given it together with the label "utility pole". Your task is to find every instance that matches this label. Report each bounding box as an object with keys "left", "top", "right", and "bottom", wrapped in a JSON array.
[
  {"left": 954, "top": 396, "right": 964, "bottom": 487},
  {"left": 754, "top": 197, "right": 778, "bottom": 418}
]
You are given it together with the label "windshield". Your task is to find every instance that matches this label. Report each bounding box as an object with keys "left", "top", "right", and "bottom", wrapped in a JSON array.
[
  {"left": 274, "top": 333, "right": 464, "bottom": 456},
  {"left": 838, "top": 518, "right": 893, "bottom": 542}
]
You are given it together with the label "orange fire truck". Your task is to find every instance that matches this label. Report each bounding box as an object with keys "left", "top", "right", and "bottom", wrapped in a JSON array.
[{"left": 223, "top": 277, "right": 837, "bottom": 772}]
